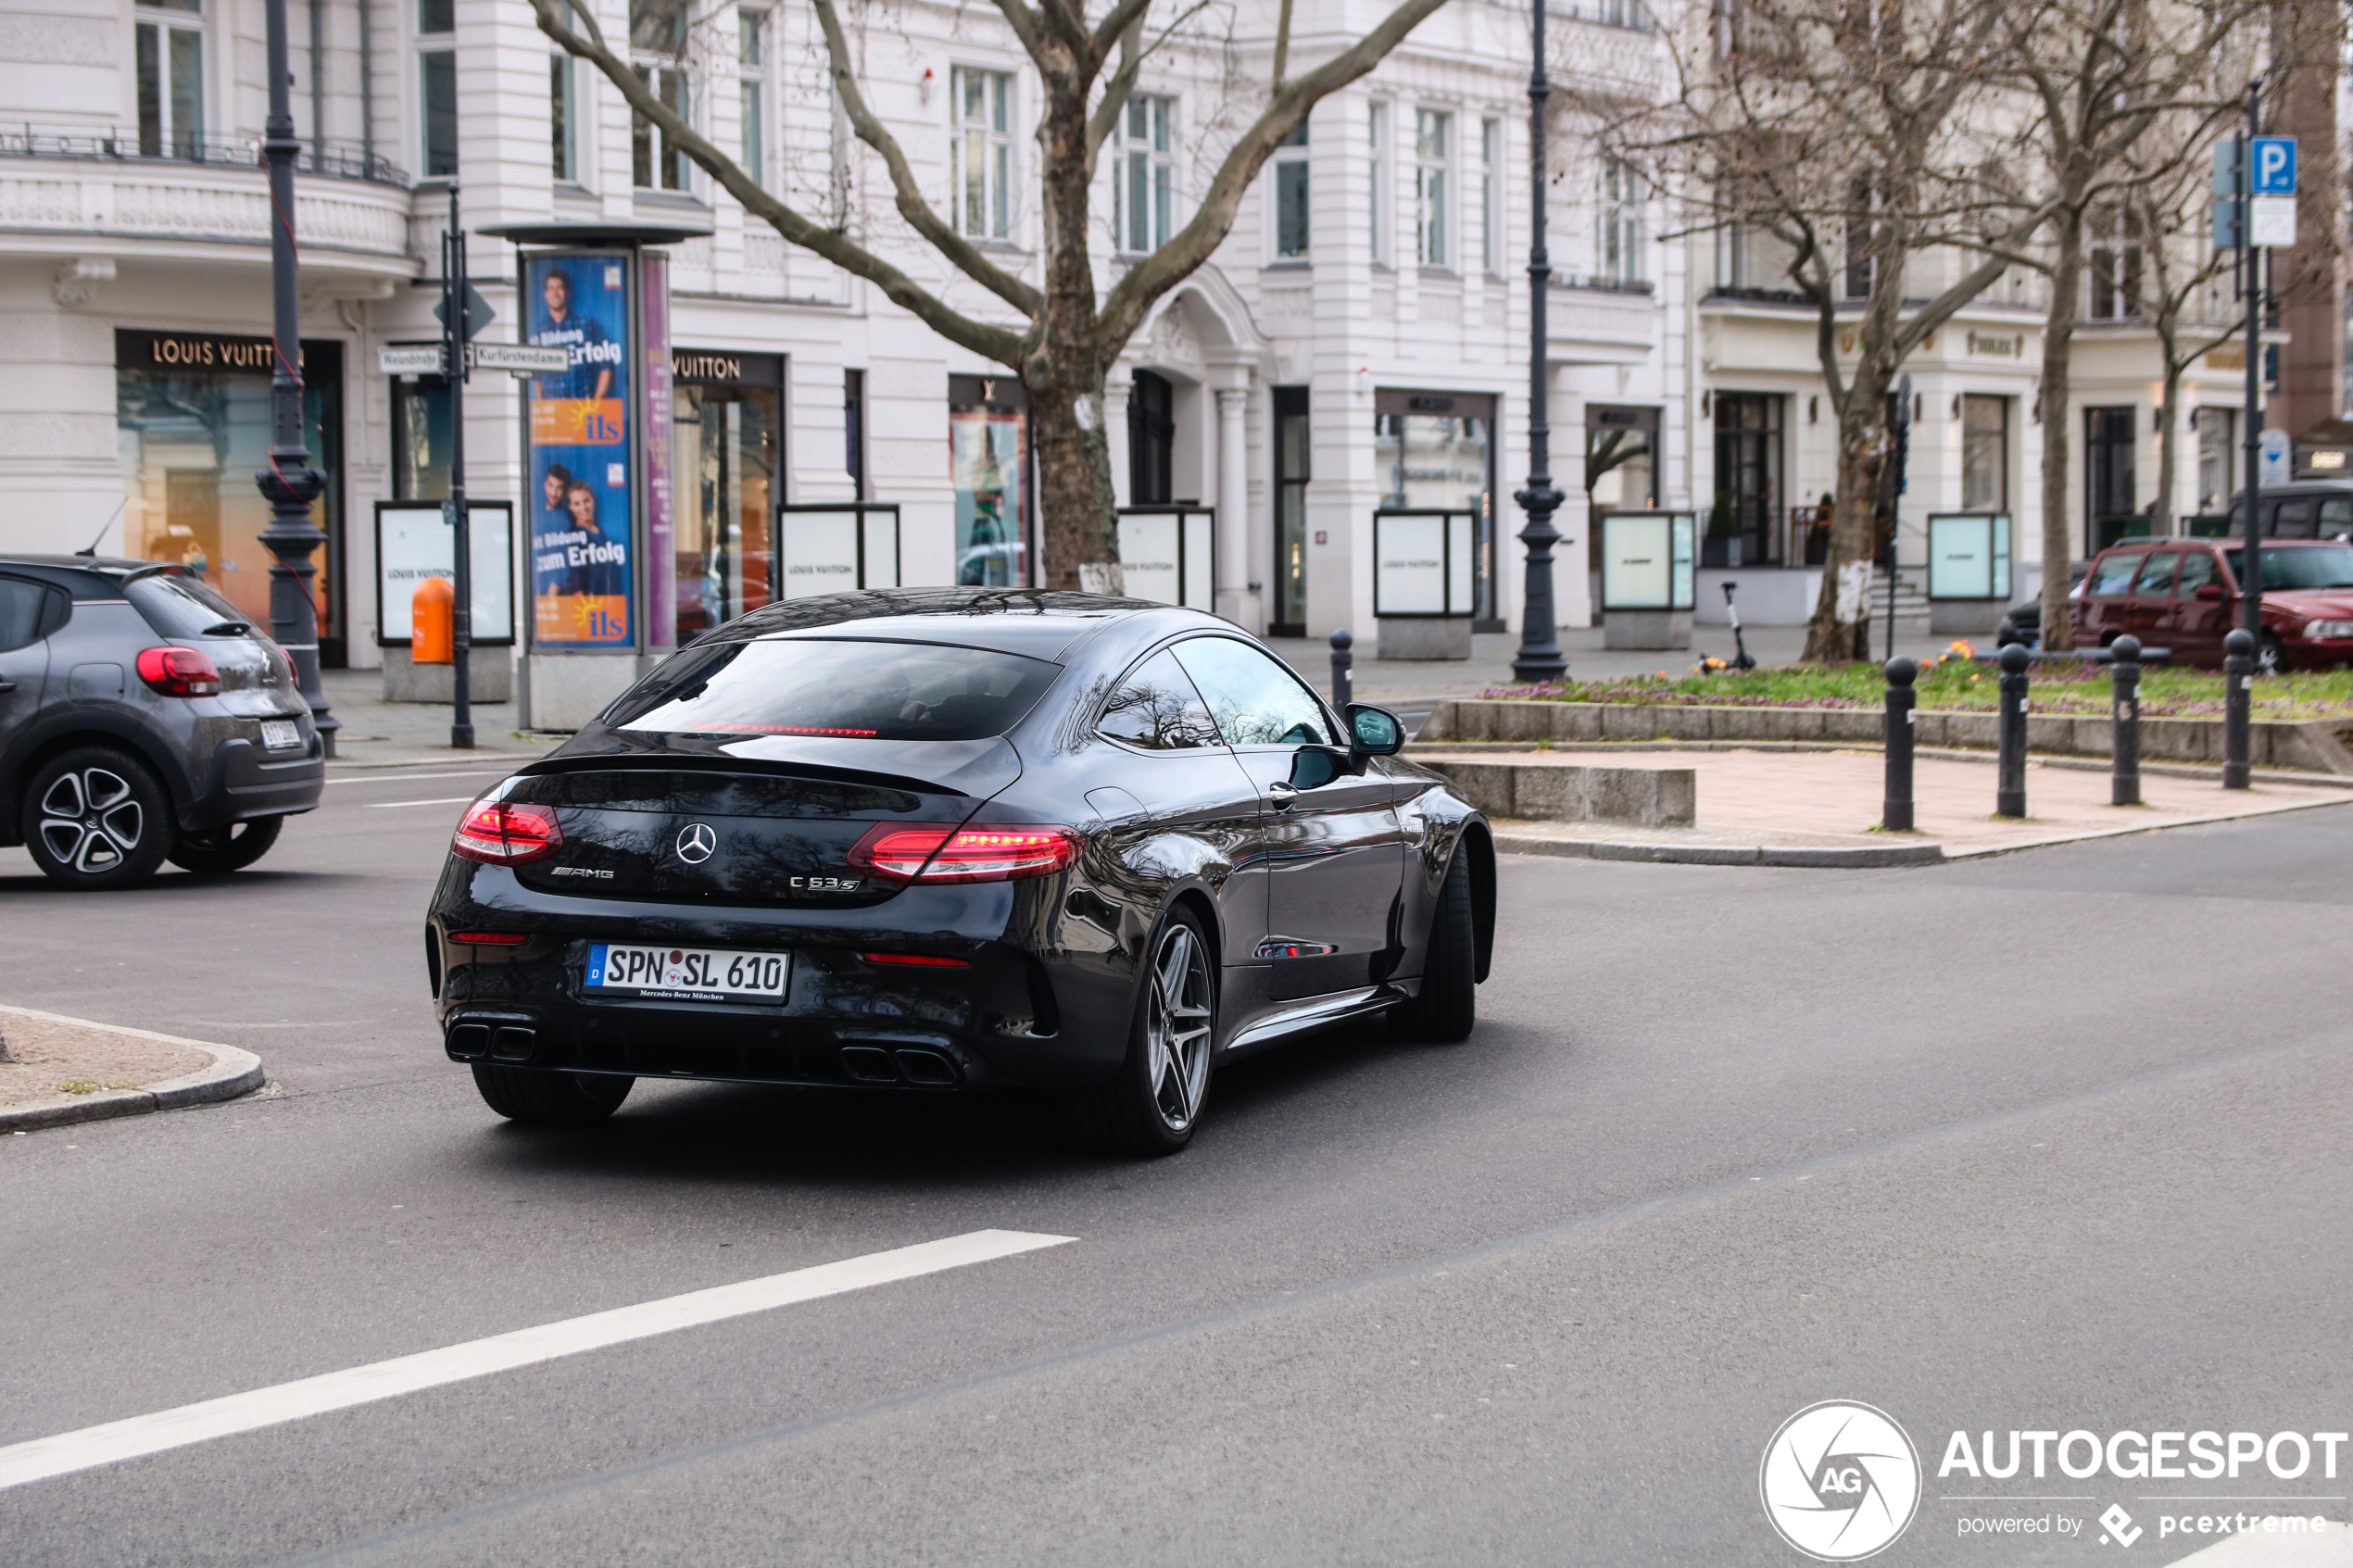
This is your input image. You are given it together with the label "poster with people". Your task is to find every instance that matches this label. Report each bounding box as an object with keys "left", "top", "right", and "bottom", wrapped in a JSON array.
[{"left": 524, "top": 254, "right": 632, "bottom": 647}]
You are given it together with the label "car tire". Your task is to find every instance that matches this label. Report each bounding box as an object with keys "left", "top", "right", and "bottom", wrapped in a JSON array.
[
  {"left": 1063, "top": 907, "right": 1215, "bottom": 1158},
  {"left": 168, "top": 815, "right": 284, "bottom": 875},
  {"left": 20, "top": 747, "right": 176, "bottom": 891},
  {"left": 1390, "top": 846, "right": 1477, "bottom": 1043},
  {"left": 471, "top": 1064, "right": 634, "bottom": 1126}
]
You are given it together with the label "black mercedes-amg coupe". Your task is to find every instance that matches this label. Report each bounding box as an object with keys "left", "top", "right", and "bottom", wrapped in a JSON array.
[{"left": 426, "top": 589, "right": 1495, "bottom": 1155}]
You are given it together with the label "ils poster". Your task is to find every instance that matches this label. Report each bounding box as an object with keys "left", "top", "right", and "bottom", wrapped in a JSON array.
[{"left": 525, "top": 254, "right": 632, "bottom": 646}]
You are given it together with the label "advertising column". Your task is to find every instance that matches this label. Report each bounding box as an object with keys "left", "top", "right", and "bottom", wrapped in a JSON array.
[{"left": 640, "top": 250, "right": 674, "bottom": 658}]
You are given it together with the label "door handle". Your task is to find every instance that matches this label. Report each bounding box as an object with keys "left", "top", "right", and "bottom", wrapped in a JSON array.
[
  {"left": 0, "top": 679, "right": 15, "bottom": 694},
  {"left": 1267, "top": 782, "right": 1298, "bottom": 810}
]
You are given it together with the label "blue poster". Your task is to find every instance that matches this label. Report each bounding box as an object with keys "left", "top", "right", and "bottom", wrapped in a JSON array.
[{"left": 524, "top": 254, "right": 632, "bottom": 646}]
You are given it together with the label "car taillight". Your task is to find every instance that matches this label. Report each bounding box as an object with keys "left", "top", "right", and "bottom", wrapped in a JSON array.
[
  {"left": 450, "top": 931, "right": 530, "bottom": 945},
  {"left": 451, "top": 802, "right": 564, "bottom": 865},
  {"left": 277, "top": 644, "right": 299, "bottom": 686},
  {"left": 135, "top": 646, "right": 222, "bottom": 697},
  {"left": 848, "top": 823, "right": 1081, "bottom": 884}
]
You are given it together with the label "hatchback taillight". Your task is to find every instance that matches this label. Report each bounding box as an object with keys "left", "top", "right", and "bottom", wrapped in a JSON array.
[
  {"left": 452, "top": 802, "right": 564, "bottom": 865},
  {"left": 849, "top": 823, "right": 1081, "bottom": 884},
  {"left": 135, "top": 646, "right": 222, "bottom": 696}
]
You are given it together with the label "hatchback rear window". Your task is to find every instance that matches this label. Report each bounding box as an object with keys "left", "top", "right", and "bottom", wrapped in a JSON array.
[
  {"left": 2220, "top": 545, "right": 2353, "bottom": 591},
  {"left": 126, "top": 572, "right": 252, "bottom": 638},
  {"left": 606, "top": 637, "right": 1060, "bottom": 741}
]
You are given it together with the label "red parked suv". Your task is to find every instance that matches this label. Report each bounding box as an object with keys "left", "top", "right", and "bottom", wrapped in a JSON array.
[{"left": 2074, "top": 538, "right": 2353, "bottom": 671}]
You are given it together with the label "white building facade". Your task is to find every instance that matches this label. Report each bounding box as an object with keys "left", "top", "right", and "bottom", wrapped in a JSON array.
[{"left": 0, "top": 0, "right": 1703, "bottom": 722}]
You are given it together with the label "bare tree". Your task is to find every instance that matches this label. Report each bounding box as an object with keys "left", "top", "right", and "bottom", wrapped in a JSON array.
[
  {"left": 1608, "top": 0, "right": 2038, "bottom": 661},
  {"left": 1978, "top": 0, "right": 2256, "bottom": 648},
  {"left": 532, "top": 0, "right": 1454, "bottom": 590}
]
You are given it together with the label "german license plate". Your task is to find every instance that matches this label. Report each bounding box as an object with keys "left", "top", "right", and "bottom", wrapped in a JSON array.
[
  {"left": 585, "top": 943, "right": 789, "bottom": 1003},
  {"left": 259, "top": 719, "right": 301, "bottom": 750}
]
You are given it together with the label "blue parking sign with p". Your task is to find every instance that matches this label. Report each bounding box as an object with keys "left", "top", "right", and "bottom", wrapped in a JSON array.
[{"left": 2252, "top": 137, "right": 2297, "bottom": 194}]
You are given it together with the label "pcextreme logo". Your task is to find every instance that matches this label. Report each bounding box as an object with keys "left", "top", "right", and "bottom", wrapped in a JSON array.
[{"left": 1761, "top": 1400, "right": 1924, "bottom": 1562}]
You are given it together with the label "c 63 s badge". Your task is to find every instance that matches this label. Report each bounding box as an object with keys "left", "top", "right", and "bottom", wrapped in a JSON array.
[{"left": 791, "top": 876, "right": 862, "bottom": 893}]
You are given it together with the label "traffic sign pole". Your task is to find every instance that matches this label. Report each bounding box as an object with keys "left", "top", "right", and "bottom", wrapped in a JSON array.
[
  {"left": 2240, "top": 85, "right": 2264, "bottom": 648},
  {"left": 443, "top": 182, "right": 474, "bottom": 749}
]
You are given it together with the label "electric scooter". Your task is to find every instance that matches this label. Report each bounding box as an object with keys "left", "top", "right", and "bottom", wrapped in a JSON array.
[{"left": 1708, "top": 580, "right": 1757, "bottom": 671}]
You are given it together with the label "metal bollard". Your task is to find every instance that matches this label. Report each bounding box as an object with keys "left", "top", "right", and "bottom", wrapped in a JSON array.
[
  {"left": 1882, "top": 657, "right": 1917, "bottom": 832},
  {"left": 1329, "top": 627, "right": 1353, "bottom": 711},
  {"left": 2222, "top": 627, "right": 2253, "bottom": 789},
  {"left": 1996, "top": 642, "right": 2029, "bottom": 818},
  {"left": 2108, "top": 634, "right": 2142, "bottom": 806}
]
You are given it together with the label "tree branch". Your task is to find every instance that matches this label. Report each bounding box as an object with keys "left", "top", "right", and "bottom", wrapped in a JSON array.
[
  {"left": 1096, "top": 0, "right": 1454, "bottom": 352},
  {"left": 810, "top": 0, "right": 1043, "bottom": 316},
  {"left": 528, "top": 0, "right": 1025, "bottom": 366}
]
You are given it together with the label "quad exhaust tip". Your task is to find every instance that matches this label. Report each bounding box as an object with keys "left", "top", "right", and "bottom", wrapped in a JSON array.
[{"left": 838, "top": 1045, "right": 960, "bottom": 1086}]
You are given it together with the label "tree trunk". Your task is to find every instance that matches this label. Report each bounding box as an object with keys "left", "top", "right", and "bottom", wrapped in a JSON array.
[
  {"left": 1029, "top": 381, "right": 1121, "bottom": 592},
  {"left": 1804, "top": 399, "right": 1890, "bottom": 662},
  {"left": 2153, "top": 353, "right": 2184, "bottom": 538},
  {"left": 2037, "top": 211, "right": 2085, "bottom": 651}
]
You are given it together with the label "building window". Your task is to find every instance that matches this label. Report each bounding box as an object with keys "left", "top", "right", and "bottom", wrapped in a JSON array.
[
  {"left": 550, "top": 53, "right": 576, "bottom": 180},
  {"left": 134, "top": 4, "right": 205, "bottom": 160},
  {"left": 1129, "top": 370, "right": 1176, "bottom": 503},
  {"left": 1368, "top": 101, "right": 1390, "bottom": 263},
  {"left": 1843, "top": 180, "right": 1874, "bottom": 299},
  {"left": 1414, "top": 109, "right": 1449, "bottom": 268},
  {"left": 2197, "top": 407, "right": 2235, "bottom": 514},
  {"left": 845, "top": 369, "right": 866, "bottom": 498},
  {"left": 1271, "top": 386, "right": 1311, "bottom": 636},
  {"left": 1711, "top": 393, "right": 1783, "bottom": 564},
  {"left": 418, "top": 0, "right": 455, "bottom": 179},
  {"left": 1114, "top": 95, "right": 1175, "bottom": 254},
  {"left": 2089, "top": 244, "right": 2142, "bottom": 320},
  {"left": 1599, "top": 157, "right": 1642, "bottom": 284},
  {"left": 631, "top": 0, "right": 690, "bottom": 191},
  {"left": 2084, "top": 406, "right": 2137, "bottom": 531},
  {"left": 674, "top": 357, "right": 784, "bottom": 636},
  {"left": 1273, "top": 122, "right": 1310, "bottom": 259},
  {"left": 1479, "top": 119, "right": 1499, "bottom": 272},
  {"left": 739, "top": 8, "right": 766, "bottom": 187},
  {"left": 1961, "top": 395, "right": 2008, "bottom": 510},
  {"left": 954, "top": 68, "right": 1013, "bottom": 240}
]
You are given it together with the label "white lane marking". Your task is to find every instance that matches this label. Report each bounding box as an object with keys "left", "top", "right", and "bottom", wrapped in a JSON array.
[
  {"left": 362, "top": 797, "right": 480, "bottom": 809},
  {"left": 0, "top": 1229, "right": 1073, "bottom": 1491},
  {"left": 326, "top": 771, "right": 513, "bottom": 786}
]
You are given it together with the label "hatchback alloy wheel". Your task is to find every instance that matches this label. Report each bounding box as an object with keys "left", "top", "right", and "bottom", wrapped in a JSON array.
[
  {"left": 39, "top": 766, "right": 145, "bottom": 873},
  {"left": 1145, "top": 922, "right": 1214, "bottom": 1133}
]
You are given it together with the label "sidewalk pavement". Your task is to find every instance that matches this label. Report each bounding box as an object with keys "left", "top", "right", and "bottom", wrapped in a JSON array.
[
  {"left": 1265, "top": 623, "right": 1967, "bottom": 721},
  {"left": 317, "top": 669, "right": 553, "bottom": 771},
  {"left": 1412, "top": 746, "right": 2353, "bottom": 865}
]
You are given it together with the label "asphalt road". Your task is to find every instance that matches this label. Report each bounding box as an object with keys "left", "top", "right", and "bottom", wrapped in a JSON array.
[{"left": 2, "top": 776, "right": 2348, "bottom": 1566}]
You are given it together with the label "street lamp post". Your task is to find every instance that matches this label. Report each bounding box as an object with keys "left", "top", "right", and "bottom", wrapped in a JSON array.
[
  {"left": 256, "top": 0, "right": 337, "bottom": 756},
  {"left": 1510, "top": 0, "right": 1568, "bottom": 684}
]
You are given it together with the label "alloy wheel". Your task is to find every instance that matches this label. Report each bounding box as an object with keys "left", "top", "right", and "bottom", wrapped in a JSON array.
[
  {"left": 1144, "top": 923, "right": 1214, "bottom": 1131},
  {"left": 37, "top": 767, "right": 145, "bottom": 874}
]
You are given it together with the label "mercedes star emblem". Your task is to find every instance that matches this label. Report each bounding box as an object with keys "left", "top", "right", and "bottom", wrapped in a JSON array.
[{"left": 674, "top": 822, "right": 717, "bottom": 864}]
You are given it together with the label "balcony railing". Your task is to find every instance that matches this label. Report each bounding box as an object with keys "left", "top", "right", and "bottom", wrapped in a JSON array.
[{"left": 0, "top": 124, "right": 409, "bottom": 188}]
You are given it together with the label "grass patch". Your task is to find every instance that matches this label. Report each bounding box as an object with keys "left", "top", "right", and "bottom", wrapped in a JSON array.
[{"left": 1479, "top": 646, "right": 2353, "bottom": 721}]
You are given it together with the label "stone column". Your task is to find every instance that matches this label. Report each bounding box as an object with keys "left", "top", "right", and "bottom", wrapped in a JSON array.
[{"left": 1215, "top": 384, "right": 1254, "bottom": 627}]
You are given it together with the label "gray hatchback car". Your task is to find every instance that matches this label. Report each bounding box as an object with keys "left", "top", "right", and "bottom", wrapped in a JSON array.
[{"left": 0, "top": 556, "right": 324, "bottom": 889}]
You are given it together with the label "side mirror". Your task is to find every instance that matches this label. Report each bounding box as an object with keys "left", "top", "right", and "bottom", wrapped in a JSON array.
[
  {"left": 1288, "top": 746, "right": 1343, "bottom": 791},
  {"left": 1344, "top": 703, "right": 1404, "bottom": 756},
  {"left": 2195, "top": 583, "right": 2226, "bottom": 601}
]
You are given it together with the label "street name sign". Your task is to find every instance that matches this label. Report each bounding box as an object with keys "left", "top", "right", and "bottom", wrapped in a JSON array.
[{"left": 472, "top": 343, "right": 573, "bottom": 374}]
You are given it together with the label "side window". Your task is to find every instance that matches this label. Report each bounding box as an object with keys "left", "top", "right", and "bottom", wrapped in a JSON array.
[
  {"left": 2322, "top": 497, "right": 2353, "bottom": 537},
  {"left": 2175, "top": 552, "right": 2219, "bottom": 594},
  {"left": 0, "top": 578, "right": 63, "bottom": 653},
  {"left": 2275, "top": 499, "right": 2317, "bottom": 538},
  {"left": 2134, "top": 551, "right": 2179, "bottom": 596},
  {"left": 1097, "top": 648, "right": 1222, "bottom": 751},
  {"left": 1171, "top": 636, "right": 1334, "bottom": 747},
  {"left": 2088, "top": 553, "right": 2145, "bottom": 597}
]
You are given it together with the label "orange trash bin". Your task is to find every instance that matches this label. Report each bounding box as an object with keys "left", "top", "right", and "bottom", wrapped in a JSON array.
[{"left": 411, "top": 576, "right": 454, "bottom": 664}]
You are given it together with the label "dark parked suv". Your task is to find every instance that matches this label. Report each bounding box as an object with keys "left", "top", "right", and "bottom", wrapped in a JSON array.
[{"left": 0, "top": 556, "right": 324, "bottom": 889}]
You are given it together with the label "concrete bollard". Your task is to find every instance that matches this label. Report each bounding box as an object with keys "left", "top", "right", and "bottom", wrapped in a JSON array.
[
  {"left": 1996, "top": 643, "right": 2029, "bottom": 819},
  {"left": 2222, "top": 628, "right": 2253, "bottom": 790},
  {"left": 2108, "top": 635, "right": 2143, "bottom": 806},
  {"left": 1882, "top": 658, "right": 1917, "bottom": 832},
  {"left": 1329, "top": 628, "right": 1353, "bottom": 711}
]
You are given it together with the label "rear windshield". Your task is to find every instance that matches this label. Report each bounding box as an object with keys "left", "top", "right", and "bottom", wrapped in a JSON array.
[
  {"left": 2221, "top": 546, "right": 2353, "bottom": 591},
  {"left": 126, "top": 572, "right": 253, "bottom": 638},
  {"left": 605, "top": 637, "right": 1060, "bottom": 742}
]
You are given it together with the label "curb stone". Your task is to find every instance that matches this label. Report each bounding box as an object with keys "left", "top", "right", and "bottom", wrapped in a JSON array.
[
  {"left": 1493, "top": 834, "right": 1945, "bottom": 868},
  {"left": 0, "top": 1006, "right": 264, "bottom": 1134}
]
